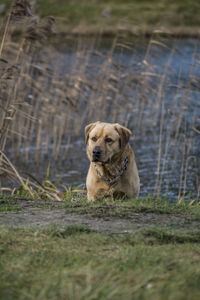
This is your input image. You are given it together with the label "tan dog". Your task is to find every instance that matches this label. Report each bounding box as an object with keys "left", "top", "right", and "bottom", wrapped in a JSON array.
[{"left": 85, "top": 121, "right": 140, "bottom": 201}]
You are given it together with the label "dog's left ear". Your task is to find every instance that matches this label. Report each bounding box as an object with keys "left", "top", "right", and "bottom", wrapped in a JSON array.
[
  {"left": 85, "top": 122, "right": 99, "bottom": 144},
  {"left": 114, "top": 124, "right": 131, "bottom": 149}
]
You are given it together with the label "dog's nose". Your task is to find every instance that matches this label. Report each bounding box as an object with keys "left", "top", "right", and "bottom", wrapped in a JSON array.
[
  {"left": 92, "top": 146, "right": 102, "bottom": 161},
  {"left": 93, "top": 146, "right": 101, "bottom": 156}
]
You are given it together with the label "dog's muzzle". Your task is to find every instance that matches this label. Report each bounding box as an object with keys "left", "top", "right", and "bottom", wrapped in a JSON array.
[{"left": 92, "top": 146, "right": 102, "bottom": 162}]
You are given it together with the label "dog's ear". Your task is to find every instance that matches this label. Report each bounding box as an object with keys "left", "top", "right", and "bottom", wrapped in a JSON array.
[
  {"left": 85, "top": 122, "right": 98, "bottom": 144},
  {"left": 114, "top": 123, "right": 131, "bottom": 149}
]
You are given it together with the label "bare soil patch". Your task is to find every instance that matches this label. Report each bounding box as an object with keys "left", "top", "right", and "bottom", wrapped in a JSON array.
[{"left": 0, "top": 199, "right": 200, "bottom": 233}]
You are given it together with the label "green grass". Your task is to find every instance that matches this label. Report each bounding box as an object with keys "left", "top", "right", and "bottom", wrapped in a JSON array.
[
  {"left": 0, "top": 196, "right": 24, "bottom": 212},
  {"left": 61, "top": 196, "right": 200, "bottom": 218},
  {"left": 1, "top": 194, "right": 200, "bottom": 217},
  {"left": 0, "top": 206, "right": 21, "bottom": 212},
  {"left": 1, "top": 0, "right": 200, "bottom": 35},
  {"left": 0, "top": 194, "right": 66, "bottom": 211},
  {"left": 1, "top": 195, "right": 200, "bottom": 298},
  {"left": 0, "top": 225, "right": 200, "bottom": 299},
  {"left": 34, "top": 0, "right": 200, "bottom": 35}
]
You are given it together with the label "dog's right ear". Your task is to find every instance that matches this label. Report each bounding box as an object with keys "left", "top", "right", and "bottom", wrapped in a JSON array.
[
  {"left": 114, "top": 123, "right": 131, "bottom": 149},
  {"left": 85, "top": 122, "right": 98, "bottom": 144}
]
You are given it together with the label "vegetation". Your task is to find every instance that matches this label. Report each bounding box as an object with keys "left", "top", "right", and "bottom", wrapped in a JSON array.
[
  {"left": 1, "top": 193, "right": 200, "bottom": 215},
  {"left": 1, "top": 194, "right": 200, "bottom": 299},
  {"left": 0, "top": 224, "right": 200, "bottom": 299},
  {"left": 35, "top": 0, "right": 200, "bottom": 36},
  {"left": 60, "top": 196, "right": 200, "bottom": 217},
  {"left": 1, "top": 0, "right": 200, "bottom": 36}
]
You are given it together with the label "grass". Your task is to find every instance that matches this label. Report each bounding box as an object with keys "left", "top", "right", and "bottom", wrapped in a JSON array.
[
  {"left": 1, "top": 195, "right": 200, "bottom": 298},
  {"left": 1, "top": 193, "right": 200, "bottom": 218},
  {"left": 34, "top": 0, "right": 200, "bottom": 36},
  {"left": 62, "top": 196, "right": 200, "bottom": 216},
  {"left": 0, "top": 225, "right": 200, "bottom": 299},
  {"left": 2, "top": 0, "right": 200, "bottom": 36},
  {"left": 0, "top": 205, "right": 21, "bottom": 212}
]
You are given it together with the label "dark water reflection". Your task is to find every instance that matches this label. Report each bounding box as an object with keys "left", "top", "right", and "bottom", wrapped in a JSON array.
[{"left": 6, "top": 37, "right": 200, "bottom": 200}]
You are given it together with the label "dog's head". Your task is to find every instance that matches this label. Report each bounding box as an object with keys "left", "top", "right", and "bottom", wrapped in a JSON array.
[{"left": 85, "top": 121, "right": 131, "bottom": 163}]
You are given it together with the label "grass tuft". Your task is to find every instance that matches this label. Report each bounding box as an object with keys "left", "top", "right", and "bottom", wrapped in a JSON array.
[
  {"left": 142, "top": 228, "right": 200, "bottom": 244},
  {"left": 41, "top": 224, "right": 94, "bottom": 238},
  {"left": 0, "top": 205, "right": 21, "bottom": 212}
]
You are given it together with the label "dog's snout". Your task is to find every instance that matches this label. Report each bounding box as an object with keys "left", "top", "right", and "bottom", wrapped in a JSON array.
[
  {"left": 93, "top": 146, "right": 101, "bottom": 155},
  {"left": 92, "top": 146, "right": 102, "bottom": 161},
  {"left": 93, "top": 146, "right": 102, "bottom": 156}
]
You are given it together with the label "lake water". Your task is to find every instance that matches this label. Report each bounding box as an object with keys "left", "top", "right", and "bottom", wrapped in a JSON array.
[{"left": 4, "top": 36, "right": 200, "bottom": 200}]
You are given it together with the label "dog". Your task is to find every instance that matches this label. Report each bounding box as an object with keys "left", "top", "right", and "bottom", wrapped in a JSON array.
[{"left": 85, "top": 121, "right": 140, "bottom": 201}]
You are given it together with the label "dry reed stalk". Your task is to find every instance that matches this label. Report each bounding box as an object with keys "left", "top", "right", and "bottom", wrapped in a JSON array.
[
  {"left": 178, "top": 133, "right": 186, "bottom": 200},
  {"left": 0, "top": 150, "right": 34, "bottom": 196},
  {"left": 159, "top": 123, "right": 174, "bottom": 196},
  {"left": 182, "top": 115, "right": 197, "bottom": 199},
  {"left": 175, "top": 47, "right": 199, "bottom": 200},
  {"left": 154, "top": 50, "right": 175, "bottom": 197},
  {"left": 34, "top": 119, "right": 42, "bottom": 164},
  {"left": 114, "top": 41, "right": 138, "bottom": 127},
  {"left": 54, "top": 117, "right": 65, "bottom": 160},
  {"left": 136, "top": 42, "right": 157, "bottom": 132},
  {"left": 0, "top": 13, "right": 12, "bottom": 57},
  {"left": 0, "top": 81, "right": 18, "bottom": 152}
]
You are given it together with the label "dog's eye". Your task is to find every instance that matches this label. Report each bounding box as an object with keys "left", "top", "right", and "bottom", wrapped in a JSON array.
[
  {"left": 105, "top": 137, "right": 113, "bottom": 143},
  {"left": 91, "top": 137, "right": 97, "bottom": 142}
]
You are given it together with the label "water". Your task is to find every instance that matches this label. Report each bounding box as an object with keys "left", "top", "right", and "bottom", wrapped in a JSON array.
[{"left": 4, "top": 36, "right": 200, "bottom": 200}]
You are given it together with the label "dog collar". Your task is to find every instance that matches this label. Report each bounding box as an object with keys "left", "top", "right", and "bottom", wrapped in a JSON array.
[{"left": 94, "top": 157, "right": 129, "bottom": 185}]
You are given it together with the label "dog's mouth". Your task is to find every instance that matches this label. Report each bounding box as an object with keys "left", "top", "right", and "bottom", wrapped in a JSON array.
[
  {"left": 92, "top": 155, "right": 104, "bottom": 163},
  {"left": 92, "top": 156, "right": 110, "bottom": 164},
  {"left": 92, "top": 157, "right": 101, "bottom": 162}
]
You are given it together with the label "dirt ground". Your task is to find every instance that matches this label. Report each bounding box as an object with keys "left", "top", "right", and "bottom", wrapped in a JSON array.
[{"left": 0, "top": 199, "right": 200, "bottom": 234}]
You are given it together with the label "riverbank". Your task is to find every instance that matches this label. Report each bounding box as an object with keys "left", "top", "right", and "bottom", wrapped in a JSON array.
[
  {"left": 1, "top": 0, "right": 200, "bottom": 38},
  {"left": 54, "top": 25, "right": 200, "bottom": 39},
  {"left": 0, "top": 195, "right": 200, "bottom": 299},
  {"left": 37, "top": 0, "right": 200, "bottom": 37}
]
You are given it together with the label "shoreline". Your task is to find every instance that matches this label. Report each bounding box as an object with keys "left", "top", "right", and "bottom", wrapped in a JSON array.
[
  {"left": 2, "top": 0, "right": 200, "bottom": 41},
  {"left": 52, "top": 25, "right": 200, "bottom": 39}
]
